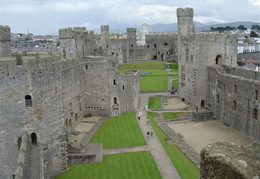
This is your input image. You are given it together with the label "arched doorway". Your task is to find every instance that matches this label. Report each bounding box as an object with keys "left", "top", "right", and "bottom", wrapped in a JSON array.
[
  {"left": 113, "top": 109, "right": 119, "bottom": 116},
  {"left": 215, "top": 55, "right": 222, "bottom": 65},
  {"left": 31, "top": 133, "right": 37, "bottom": 144},
  {"left": 201, "top": 100, "right": 205, "bottom": 108}
]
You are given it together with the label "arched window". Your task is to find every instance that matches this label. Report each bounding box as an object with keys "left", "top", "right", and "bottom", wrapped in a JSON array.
[
  {"left": 201, "top": 100, "right": 205, "bottom": 107},
  {"left": 216, "top": 55, "right": 222, "bottom": 65},
  {"left": 31, "top": 133, "right": 37, "bottom": 144},
  {"left": 25, "top": 95, "right": 32, "bottom": 107}
]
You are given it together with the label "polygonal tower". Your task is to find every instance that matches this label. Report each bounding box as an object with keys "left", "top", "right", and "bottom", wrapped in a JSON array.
[
  {"left": 127, "top": 28, "right": 137, "bottom": 48},
  {"left": 177, "top": 8, "right": 194, "bottom": 37},
  {"left": 101, "top": 25, "right": 110, "bottom": 50},
  {"left": 0, "top": 25, "right": 11, "bottom": 58}
]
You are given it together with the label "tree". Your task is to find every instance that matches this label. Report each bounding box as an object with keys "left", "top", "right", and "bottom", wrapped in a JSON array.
[
  {"left": 237, "top": 25, "right": 247, "bottom": 30},
  {"left": 250, "top": 31, "right": 259, "bottom": 37},
  {"left": 251, "top": 25, "right": 260, "bottom": 31}
]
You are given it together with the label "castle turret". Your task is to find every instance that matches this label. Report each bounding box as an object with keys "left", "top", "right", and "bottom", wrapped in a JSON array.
[
  {"left": 0, "top": 25, "right": 11, "bottom": 58},
  {"left": 127, "top": 28, "right": 137, "bottom": 48},
  {"left": 177, "top": 8, "right": 194, "bottom": 36},
  {"left": 101, "top": 25, "right": 110, "bottom": 50}
]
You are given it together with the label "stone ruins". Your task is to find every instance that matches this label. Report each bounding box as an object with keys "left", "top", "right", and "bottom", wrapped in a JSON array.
[{"left": 0, "top": 7, "right": 259, "bottom": 179}]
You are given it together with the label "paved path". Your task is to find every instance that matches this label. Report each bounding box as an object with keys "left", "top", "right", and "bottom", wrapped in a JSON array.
[
  {"left": 103, "top": 145, "right": 149, "bottom": 155},
  {"left": 27, "top": 145, "right": 40, "bottom": 179},
  {"left": 137, "top": 94, "right": 181, "bottom": 179}
]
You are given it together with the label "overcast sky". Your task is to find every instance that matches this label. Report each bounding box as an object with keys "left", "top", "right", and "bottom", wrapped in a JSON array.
[{"left": 0, "top": 0, "right": 259, "bottom": 35}]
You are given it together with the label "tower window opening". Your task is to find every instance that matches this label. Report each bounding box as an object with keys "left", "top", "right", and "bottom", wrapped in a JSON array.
[{"left": 25, "top": 95, "right": 32, "bottom": 107}]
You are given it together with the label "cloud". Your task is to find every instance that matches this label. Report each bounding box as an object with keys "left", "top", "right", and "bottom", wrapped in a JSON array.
[
  {"left": 109, "top": 4, "right": 178, "bottom": 25},
  {"left": 248, "top": 0, "right": 260, "bottom": 5},
  {"left": 81, "top": 22, "right": 100, "bottom": 30}
]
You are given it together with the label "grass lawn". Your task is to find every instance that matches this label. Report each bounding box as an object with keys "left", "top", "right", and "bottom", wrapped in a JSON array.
[
  {"left": 147, "top": 112, "right": 200, "bottom": 179},
  {"left": 148, "top": 97, "right": 161, "bottom": 109},
  {"left": 119, "top": 62, "right": 165, "bottom": 69},
  {"left": 55, "top": 151, "right": 162, "bottom": 179},
  {"left": 119, "top": 62, "right": 168, "bottom": 91},
  {"left": 89, "top": 112, "right": 146, "bottom": 149},
  {"left": 162, "top": 112, "right": 189, "bottom": 120},
  {"left": 172, "top": 79, "right": 178, "bottom": 89}
]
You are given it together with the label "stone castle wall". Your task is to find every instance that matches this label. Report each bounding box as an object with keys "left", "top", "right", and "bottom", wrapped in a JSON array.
[
  {"left": 177, "top": 7, "right": 237, "bottom": 108},
  {"left": 237, "top": 52, "right": 260, "bottom": 61},
  {"left": 0, "top": 25, "right": 11, "bottom": 58},
  {"left": 207, "top": 65, "right": 260, "bottom": 141},
  {"left": 0, "top": 52, "right": 67, "bottom": 178}
]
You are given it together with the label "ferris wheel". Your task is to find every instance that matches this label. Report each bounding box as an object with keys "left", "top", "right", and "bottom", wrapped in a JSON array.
[{"left": 137, "top": 23, "right": 151, "bottom": 45}]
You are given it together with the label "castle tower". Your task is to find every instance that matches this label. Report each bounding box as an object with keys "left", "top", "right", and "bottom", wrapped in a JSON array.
[
  {"left": 177, "top": 8, "right": 195, "bottom": 36},
  {"left": 0, "top": 25, "right": 11, "bottom": 58},
  {"left": 127, "top": 28, "right": 137, "bottom": 48},
  {"left": 59, "top": 27, "right": 88, "bottom": 59},
  {"left": 101, "top": 25, "right": 110, "bottom": 50}
]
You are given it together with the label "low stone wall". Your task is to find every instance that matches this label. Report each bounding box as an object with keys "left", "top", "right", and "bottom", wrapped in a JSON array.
[
  {"left": 68, "top": 143, "right": 103, "bottom": 164},
  {"left": 200, "top": 141, "right": 260, "bottom": 179},
  {"left": 192, "top": 111, "right": 213, "bottom": 122},
  {"left": 15, "top": 132, "right": 31, "bottom": 179},
  {"left": 154, "top": 116, "right": 200, "bottom": 168},
  {"left": 68, "top": 154, "right": 96, "bottom": 164}
]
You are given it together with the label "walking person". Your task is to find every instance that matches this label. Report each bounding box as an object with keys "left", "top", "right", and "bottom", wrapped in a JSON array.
[
  {"left": 146, "top": 117, "right": 149, "bottom": 125},
  {"left": 146, "top": 131, "right": 150, "bottom": 138},
  {"left": 150, "top": 129, "right": 153, "bottom": 138}
]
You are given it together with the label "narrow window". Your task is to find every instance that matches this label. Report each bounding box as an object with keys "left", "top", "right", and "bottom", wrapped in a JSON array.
[
  {"left": 253, "top": 108, "right": 258, "bottom": 119},
  {"left": 255, "top": 90, "right": 258, "bottom": 100},
  {"left": 122, "top": 85, "right": 125, "bottom": 90},
  {"left": 63, "top": 47, "right": 66, "bottom": 59},
  {"left": 191, "top": 55, "right": 193, "bottom": 62},
  {"left": 85, "top": 65, "right": 88, "bottom": 69},
  {"left": 18, "top": 137, "right": 22, "bottom": 151},
  {"left": 154, "top": 44, "right": 157, "bottom": 48},
  {"left": 55, "top": 87, "right": 57, "bottom": 94},
  {"left": 125, "top": 105, "right": 128, "bottom": 109},
  {"left": 131, "top": 44, "right": 133, "bottom": 48},
  {"left": 217, "top": 80, "right": 220, "bottom": 88},
  {"left": 163, "top": 43, "right": 168, "bottom": 46},
  {"left": 111, "top": 52, "right": 114, "bottom": 55},
  {"left": 114, "top": 97, "right": 117, "bottom": 104},
  {"left": 234, "top": 85, "right": 237, "bottom": 93},
  {"left": 216, "top": 94, "right": 220, "bottom": 104},
  {"left": 232, "top": 101, "right": 236, "bottom": 110},
  {"left": 25, "top": 95, "right": 32, "bottom": 107},
  {"left": 113, "top": 79, "right": 117, "bottom": 85},
  {"left": 147, "top": 45, "right": 150, "bottom": 48}
]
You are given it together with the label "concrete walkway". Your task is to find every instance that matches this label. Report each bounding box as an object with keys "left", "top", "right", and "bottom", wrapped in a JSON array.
[{"left": 137, "top": 93, "right": 181, "bottom": 179}]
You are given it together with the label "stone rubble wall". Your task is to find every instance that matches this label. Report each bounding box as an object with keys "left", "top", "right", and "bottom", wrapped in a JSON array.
[
  {"left": 154, "top": 116, "right": 200, "bottom": 168},
  {"left": 14, "top": 132, "right": 30, "bottom": 179},
  {"left": 200, "top": 141, "right": 260, "bottom": 179}
]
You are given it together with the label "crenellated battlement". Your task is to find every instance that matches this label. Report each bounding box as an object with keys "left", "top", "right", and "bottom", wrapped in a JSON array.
[
  {"left": 127, "top": 28, "right": 137, "bottom": 33},
  {"left": 177, "top": 7, "right": 194, "bottom": 17},
  {"left": 59, "top": 27, "right": 89, "bottom": 39},
  {"left": 0, "top": 25, "right": 11, "bottom": 41},
  {"left": 193, "top": 33, "right": 237, "bottom": 43},
  {"left": 101, "top": 25, "right": 109, "bottom": 31}
]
